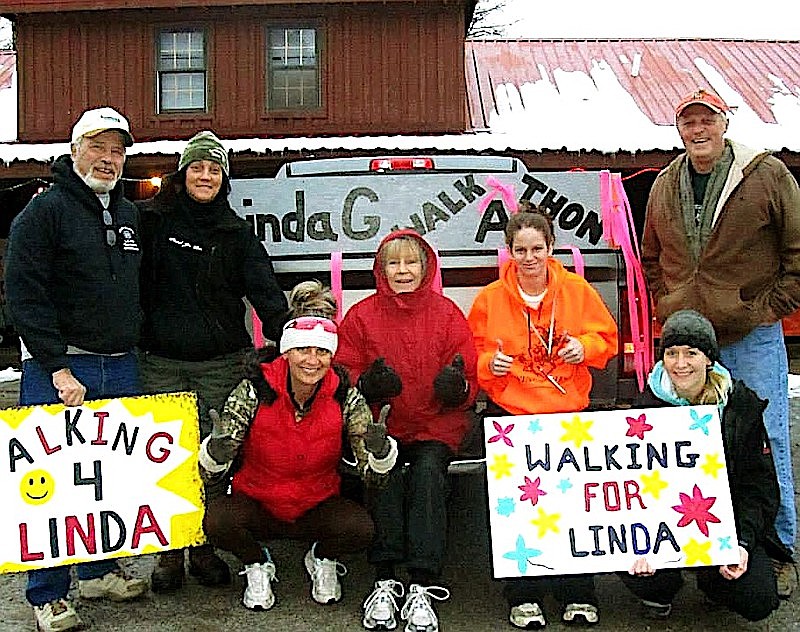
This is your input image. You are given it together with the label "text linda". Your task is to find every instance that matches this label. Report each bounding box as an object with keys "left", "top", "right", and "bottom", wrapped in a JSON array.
[
  {"left": 242, "top": 173, "right": 604, "bottom": 246},
  {"left": 525, "top": 441, "right": 703, "bottom": 558},
  {"left": 9, "top": 409, "right": 175, "bottom": 564}
]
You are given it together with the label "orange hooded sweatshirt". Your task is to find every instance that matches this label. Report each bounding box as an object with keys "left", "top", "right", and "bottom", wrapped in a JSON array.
[{"left": 467, "top": 257, "right": 618, "bottom": 415}]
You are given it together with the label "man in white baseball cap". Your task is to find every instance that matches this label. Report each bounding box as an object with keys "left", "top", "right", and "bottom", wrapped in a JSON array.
[
  {"left": 71, "top": 105, "right": 134, "bottom": 147},
  {"left": 5, "top": 104, "right": 145, "bottom": 631}
]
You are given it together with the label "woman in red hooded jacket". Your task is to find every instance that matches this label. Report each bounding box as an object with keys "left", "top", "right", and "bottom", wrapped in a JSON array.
[{"left": 336, "top": 229, "right": 478, "bottom": 632}]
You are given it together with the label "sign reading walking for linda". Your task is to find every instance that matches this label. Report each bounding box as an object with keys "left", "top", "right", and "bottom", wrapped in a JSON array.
[
  {"left": 0, "top": 393, "right": 204, "bottom": 573},
  {"left": 484, "top": 406, "right": 740, "bottom": 577}
]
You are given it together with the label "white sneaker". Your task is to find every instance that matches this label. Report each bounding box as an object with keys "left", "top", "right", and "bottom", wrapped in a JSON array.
[
  {"left": 400, "top": 584, "right": 450, "bottom": 632},
  {"left": 509, "top": 602, "right": 546, "bottom": 629},
  {"left": 239, "top": 561, "right": 277, "bottom": 610},
  {"left": 78, "top": 569, "right": 148, "bottom": 601},
  {"left": 33, "top": 599, "right": 81, "bottom": 632},
  {"left": 363, "top": 579, "right": 405, "bottom": 630},
  {"left": 304, "top": 544, "right": 346, "bottom": 604},
  {"left": 562, "top": 603, "right": 598, "bottom": 625}
]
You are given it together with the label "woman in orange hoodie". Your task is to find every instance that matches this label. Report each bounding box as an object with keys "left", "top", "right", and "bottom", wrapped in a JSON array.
[{"left": 467, "top": 205, "right": 617, "bottom": 628}]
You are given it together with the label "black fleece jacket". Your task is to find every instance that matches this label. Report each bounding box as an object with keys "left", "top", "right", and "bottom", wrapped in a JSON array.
[
  {"left": 638, "top": 381, "right": 793, "bottom": 563},
  {"left": 4, "top": 155, "right": 142, "bottom": 373},
  {"left": 137, "top": 189, "right": 287, "bottom": 361}
]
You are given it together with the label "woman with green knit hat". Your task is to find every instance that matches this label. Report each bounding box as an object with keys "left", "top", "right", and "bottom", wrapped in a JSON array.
[{"left": 137, "top": 130, "right": 288, "bottom": 592}]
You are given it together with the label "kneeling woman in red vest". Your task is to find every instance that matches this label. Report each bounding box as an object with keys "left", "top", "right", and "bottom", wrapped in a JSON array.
[{"left": 200, "top": 288, "right": 397, "bottom": 612}]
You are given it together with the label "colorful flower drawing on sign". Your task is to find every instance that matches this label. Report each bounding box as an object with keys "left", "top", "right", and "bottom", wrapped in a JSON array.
[
  {"left": 688, "top": 409, "right": 713, "bottom": 436},
  {"left": 672, "top": 484, "right": 721, "bottom": 537},
  {"left": 488, "top": 420, "right": 515, "bottom": 447},
  {"left": 625, "top": 413, "right": 653, "bottom": 440},
  {"left": 518, "top": 475, "right": 547, "bottom": 506},
  {"left": 502, "top": 535, "right": 543, "bottom": 574},
  {"left": 559, "top": 414, "right": 593, "bottom": 447}
]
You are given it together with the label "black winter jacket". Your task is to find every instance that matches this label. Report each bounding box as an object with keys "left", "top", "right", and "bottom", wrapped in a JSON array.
[
  {"left": 137, "top": 190, "right": 287, "bottom": 361},
  {"left": 5, "top": 155, "right": 142, "bottom": 373},
  {"left": 638, "top": 381, "right": 793, "bottom": 563}
]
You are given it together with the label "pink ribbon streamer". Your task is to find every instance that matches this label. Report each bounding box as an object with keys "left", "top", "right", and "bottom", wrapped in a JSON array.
[
  {"left": 251, "top": 309, "right": 264, "bottom": 348},
  {"left": 331, "top": 251, "right": 344, "bottom": 322},
  {"left": 600, "top": 171, "right": 653, "bottom": 392},
  {"left": 497, "top": 247, "right": 510, "bottom": 270},
  {"left": 477, "top": 176, "right": 519, "bottom": 216},
  {"left": 564, "top": 244, "right": 585, "bottom": 278}
]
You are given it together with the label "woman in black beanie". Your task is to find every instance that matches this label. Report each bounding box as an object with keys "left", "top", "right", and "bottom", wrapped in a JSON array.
[
  {"left": 620, "top": 310, "right": 792, "bottom": 622},
  {"left": 137, "top": 130, "right": 288, "bottom": 591}
]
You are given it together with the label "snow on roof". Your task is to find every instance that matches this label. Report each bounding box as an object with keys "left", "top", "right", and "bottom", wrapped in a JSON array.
[{"left": 467, "top": 40, "right": 800, "bottom": 154}]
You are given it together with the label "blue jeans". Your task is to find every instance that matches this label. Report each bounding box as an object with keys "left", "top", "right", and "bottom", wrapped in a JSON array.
[
  {"left": 22, "top": 353, "right": 140, "bottom": 606},
  {"left": 719, "top": 322, "right": 796, "bottom": 552}
]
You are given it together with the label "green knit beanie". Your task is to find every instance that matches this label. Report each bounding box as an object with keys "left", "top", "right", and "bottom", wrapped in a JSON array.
[{"left": 178, "top": 130, "right": 229, "bottom": 177}]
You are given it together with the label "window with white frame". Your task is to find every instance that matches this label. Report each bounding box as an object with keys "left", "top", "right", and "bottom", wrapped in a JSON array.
[
  {"left": 158, "top": 30, "right": 206, "bottom": 112},
  {"left": 267, "top": 27, "right": 320, "bottom": 110}
]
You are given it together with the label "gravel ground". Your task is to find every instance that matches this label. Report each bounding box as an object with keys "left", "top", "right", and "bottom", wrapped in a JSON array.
[{"left": 0, "top": 375, "right": 798, "bottom": 631}]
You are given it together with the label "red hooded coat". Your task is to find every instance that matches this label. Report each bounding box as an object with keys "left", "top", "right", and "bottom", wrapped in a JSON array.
[{"left": 335, "top": 230, "right": 478, "bottom": 452}]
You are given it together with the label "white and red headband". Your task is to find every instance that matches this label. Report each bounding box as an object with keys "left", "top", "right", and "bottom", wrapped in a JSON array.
[{"left": 280, "top": 316, "right": 338, "bottom": 354}]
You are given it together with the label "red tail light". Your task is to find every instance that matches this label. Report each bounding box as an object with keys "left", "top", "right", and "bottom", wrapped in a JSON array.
[{"left": 370, "top": 157, "right": 434, "bottom": 171}]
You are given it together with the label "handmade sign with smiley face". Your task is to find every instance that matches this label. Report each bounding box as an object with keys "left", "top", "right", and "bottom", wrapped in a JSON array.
[{"left": 0, "top": 393, "right": 204, "bottom": 573}]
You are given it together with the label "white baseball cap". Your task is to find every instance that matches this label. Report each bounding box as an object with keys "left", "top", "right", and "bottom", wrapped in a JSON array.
[{"left": 71, "top": 106, "right": 134, "bottom": 147}]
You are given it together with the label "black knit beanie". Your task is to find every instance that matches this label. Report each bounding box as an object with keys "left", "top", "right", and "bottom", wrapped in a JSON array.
[{"left": 660, "top": 309, "right": 719, "bottom": 362}]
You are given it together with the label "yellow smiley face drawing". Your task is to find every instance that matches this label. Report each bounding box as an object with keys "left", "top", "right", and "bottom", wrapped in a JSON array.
[{"left": 20, "top": 469, "right": 55, "bottom": 505}]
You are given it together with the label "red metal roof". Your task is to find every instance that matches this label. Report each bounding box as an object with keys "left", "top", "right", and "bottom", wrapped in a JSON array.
[
  {"left": 0, "top": 51, "right": 13, "bottom": 90},
  {"left": 466, "top": 39, "right": 800, "bottom": 130}
]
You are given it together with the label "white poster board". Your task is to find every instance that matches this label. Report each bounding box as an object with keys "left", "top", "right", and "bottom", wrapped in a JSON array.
[
  {"left": 484, "top": 405, "right": 740, "bottom": 577},
  {"left": 0, "top": 393, "right": 205, "bottom": 573}
]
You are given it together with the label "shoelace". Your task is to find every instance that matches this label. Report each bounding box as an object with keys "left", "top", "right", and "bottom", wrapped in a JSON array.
[
  {"left": 314, "top": 558, "right": 347, "bottom": 588},
  {"left": 363, "top": 579, "right": 405, "bottom": 612},
  {"left": 239, "top": 563, "right": 277, "bottom": 591},
  {"left": 48, "top": 599, "right": 69, "bottom": 615},
  {"left": 400, "top": 585, "right": 450, "bottom": 624}
]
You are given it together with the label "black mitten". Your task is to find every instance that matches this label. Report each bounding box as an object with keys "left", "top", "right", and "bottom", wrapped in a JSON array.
[
  {"left": 433, "top": 354, "right": 469, "bottom": 408},
  {"left": 358, "top": 357, "right": 403, "bottom": 404}
]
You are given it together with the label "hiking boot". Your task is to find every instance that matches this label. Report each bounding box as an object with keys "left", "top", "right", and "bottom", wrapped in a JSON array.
[
  {"left": 33, "top": 599, "right": 81, "bottom": 632},
  {"left": 562, "top": 603, "right": 599, "bottom": 625},
  {"left": 304, "top": 543, "right": 346, "bottom": 604},
  {"left": 772, "top": 559, "right": 799, "bottom": 599},
  {"left": 188, "top": 544, "right": 231, "bottom": 587},
  {"left": 641, "top": 599, "right": 672, "bottom": 619},
  {"left": 509, "top": 602, "right": 546, "bottom": 629},
  {"left": 400, "top": 583, "right": 450, "bottom": 632},
  {"left": 239, "top": 561, "right": 277, "bottom": 610},
  {"left": 78, "top": 569, "right": 148, "bottom": 601},
  {"left": 151, "top": 548, "right": 185, "bottom": 593},
  {"left": 363, "top": 579, "right": 405, "bottom": 630}
]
